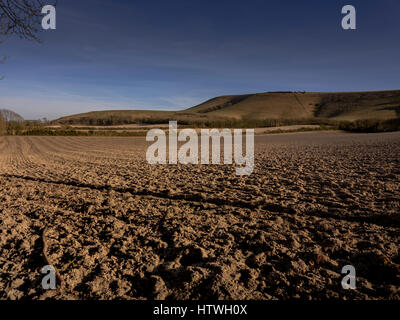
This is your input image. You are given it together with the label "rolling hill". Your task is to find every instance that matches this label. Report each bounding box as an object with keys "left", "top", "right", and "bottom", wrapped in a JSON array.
[{"left": 55, "top": 90, "right": 400, "bottom": 126}]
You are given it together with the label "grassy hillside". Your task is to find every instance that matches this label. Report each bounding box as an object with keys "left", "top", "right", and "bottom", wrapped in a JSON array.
[
  {"left": 186, "top": 90, "right": 400, "bottom": 121},
  {"left": 55, "top": 90, "right": 400, "bottom": 126},
  {"left": 185, "top": 92, "right": 316, "bottom": 119},
  {"left": 313, "top": 91, "right": 400, "bottom": 120}
]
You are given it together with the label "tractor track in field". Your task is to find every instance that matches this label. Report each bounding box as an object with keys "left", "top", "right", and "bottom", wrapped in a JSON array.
[{"left": 1, "top": 172, "right": 400, "bottom": 229}]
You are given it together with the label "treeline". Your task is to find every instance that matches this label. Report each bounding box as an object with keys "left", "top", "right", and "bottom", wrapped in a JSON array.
[
  {"left": 22, "top": 128, "right": 147, "bottom": 136},
  {"left": 188, "top": 118, "right": 337, "bottom": 128},
  {"left": 163, "top": 117, "right": 400, "bottom": 132},
  {"left": 57, "top": 116, "right": 336, "bottom": 128},
  {"left": 338, "top": 118, "right": 400, "bottom": 133},
  {"left": 0, "top": 120, "right": 44, "bottom": 135},
  {"left": 1, "top": 117, "right": 400, "bottom": 136},
  {"left": 60, "top": 116, "right": 144, "bottom": 126}
]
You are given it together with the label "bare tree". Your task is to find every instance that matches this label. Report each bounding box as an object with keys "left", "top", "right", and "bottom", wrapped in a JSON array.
[
  {"left": 0, "top": 1, "right": 52, "bottom": 132},
  {"left": 0, "top": 0, "right": 49, "bottom": 42},
  {"left": 0, "top": 113, "right": 5, "bottom": 134},
  {"left": 0, "top": 54, "right": 5, "bottom": 79},
  {"left": 0, "top": 109, "right": 24, "bottom": 135},
  {"left": 0, "top": 108, "right": 24, "bottom": 121},
  {"left": 0, "top": 1, "right": 56, "bottom": 79}
]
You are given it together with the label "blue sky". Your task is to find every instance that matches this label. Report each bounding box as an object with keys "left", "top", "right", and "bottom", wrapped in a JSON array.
[{"left": 0, "top": 0, "right": 399, "bottom": 119}]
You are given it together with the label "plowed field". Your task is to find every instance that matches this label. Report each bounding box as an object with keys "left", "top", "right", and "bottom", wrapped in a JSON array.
[{"left": 1, "top": 132, "right": 399, "bottom": 300}]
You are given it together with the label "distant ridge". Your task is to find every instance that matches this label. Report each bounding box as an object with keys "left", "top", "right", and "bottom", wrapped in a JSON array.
[{"left": 56, "top": 90, "right": 400, "bottom": 125}]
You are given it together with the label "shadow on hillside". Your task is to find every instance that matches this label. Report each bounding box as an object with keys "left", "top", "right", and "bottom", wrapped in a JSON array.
[{"left": 378, "top": 105, "right": 400, "bottom": 117}]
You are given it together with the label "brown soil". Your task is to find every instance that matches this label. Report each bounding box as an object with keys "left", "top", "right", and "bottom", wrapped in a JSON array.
[{"left": 0, "top": 132, "right": 399, "bottom": 300}]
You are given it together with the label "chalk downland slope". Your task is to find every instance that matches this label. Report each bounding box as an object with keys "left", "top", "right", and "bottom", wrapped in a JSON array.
[
  {"left": 55, "top": 90, "right": 400, "bottom": 125},
  {"left": 186, "top": 90, "right": 400, "bottom": 121}
]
